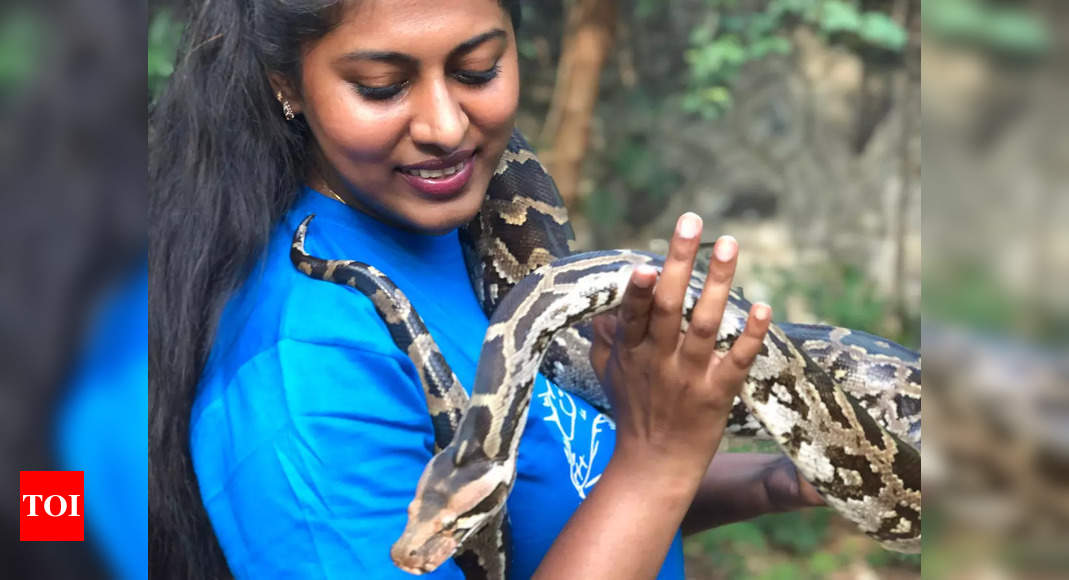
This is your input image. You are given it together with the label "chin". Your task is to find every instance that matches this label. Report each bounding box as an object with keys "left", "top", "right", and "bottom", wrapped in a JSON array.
[
  {"left": 409, "top": 192, "right": 485, "bottom": 235},
  {"left": 434, "top": 181, "right": 490, "bottom": 231}
]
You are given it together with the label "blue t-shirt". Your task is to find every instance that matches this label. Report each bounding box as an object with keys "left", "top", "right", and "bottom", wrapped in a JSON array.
[
  {"left": 57, "top": 258, "right": 148, "bottom": 580},
  {"left": 191, "top": 187, "right": 685, "bottom": 579}
]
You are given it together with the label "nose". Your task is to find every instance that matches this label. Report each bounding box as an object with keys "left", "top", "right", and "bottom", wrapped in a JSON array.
[{"left": 409, "top": 76, "right": 469, "bottom": 152}]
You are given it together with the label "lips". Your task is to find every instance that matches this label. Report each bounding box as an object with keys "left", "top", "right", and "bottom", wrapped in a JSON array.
[
  {"left": 396, "top": 149, "right": 476, "bottom": 199},
  {"left": 399, "top": 148, "right": 476, "bottom": 171},
  {"left": 399, "top": 161, "right": 466, "bottom": 179}
]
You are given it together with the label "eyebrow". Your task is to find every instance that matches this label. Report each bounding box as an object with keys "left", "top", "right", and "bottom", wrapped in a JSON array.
[{"left": 337, "top": 29, "right": 507, "bottom": 66}]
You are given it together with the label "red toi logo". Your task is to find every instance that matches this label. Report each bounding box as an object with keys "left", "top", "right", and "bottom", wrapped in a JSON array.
[{"left": 20, "top": 471, "right": 84, "bottom": 541}]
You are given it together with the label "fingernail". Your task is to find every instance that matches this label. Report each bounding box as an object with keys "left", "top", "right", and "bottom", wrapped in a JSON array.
[
  {"left": 633, "top": 264, "right": 657, "bottom": 288},
  {"left": 714, "top": 235, "right": 737, "bottom": 262},
  {"left": 677, "top": 213, "right": 701, "bottom": 239},
  {"left": 754, "top": 303, "right": 771, "bottom": 321}
]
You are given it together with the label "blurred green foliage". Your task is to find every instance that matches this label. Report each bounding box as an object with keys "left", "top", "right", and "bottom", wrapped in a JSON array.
[
  {"left": 584, "top": 131, "right": 682, "bottom": 233},
  {"left": 687, "top": 506, "right": 920, "bottom": 578},
  {"left": 149, "top": 9, "right": 183, "bottom": 101},
  {"left": 924, "top": 262, "right": 1016, "bottom": 334},
  {"left": 753, "top": 262, "right": 917, "bottom": 347},
  {"left": 0, "top": 8, "right": 40, "bottom": 93},
  {"left": 925, "top": 262, "right": 1068, "bottom": 344},
  {"left": 923, "top": 0, "right": 1049, "bottom": 56},
  {"left": 681, "top": 0, "right": 907, "bottom": 119}
]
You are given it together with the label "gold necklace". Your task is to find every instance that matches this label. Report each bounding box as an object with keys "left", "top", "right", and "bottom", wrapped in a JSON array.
[{"left": 318, "top": 182, "right": 347, "bottom": 205}]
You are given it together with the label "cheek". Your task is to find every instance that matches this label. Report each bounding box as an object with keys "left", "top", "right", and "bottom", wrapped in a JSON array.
[
  {"left": 308, "top": 83, "right": 407, "bottom": 163},
  {"left": 466, "top": 68, "right": 519, "bottom": 134}
]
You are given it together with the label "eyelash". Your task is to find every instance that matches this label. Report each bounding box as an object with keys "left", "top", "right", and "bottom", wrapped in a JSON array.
[
  {"left": 356, "top": 83, "right": 408, "bottom": 101},
  {"left": 453, "top": 63, "right": 502, "bottom": 86},
  {"left": 355, "top": 63, "right": 502, "bottom": 101}
]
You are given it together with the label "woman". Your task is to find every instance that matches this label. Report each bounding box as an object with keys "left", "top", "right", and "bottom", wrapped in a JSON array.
[{"left": 149, "top": 1, "right": 824, "bottom": 578}]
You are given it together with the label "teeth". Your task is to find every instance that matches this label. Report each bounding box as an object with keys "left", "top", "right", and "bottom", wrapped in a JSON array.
[{"left": 402, "top": 161, "right": 465, "bottom": 179}]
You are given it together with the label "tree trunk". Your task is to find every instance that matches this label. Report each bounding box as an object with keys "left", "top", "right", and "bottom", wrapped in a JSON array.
[
  {"left": 888, "top": 0, "right": 919, "bottom": 338},
  {"left": 539, "top": 0, "right": 617, "bottom": 209}
]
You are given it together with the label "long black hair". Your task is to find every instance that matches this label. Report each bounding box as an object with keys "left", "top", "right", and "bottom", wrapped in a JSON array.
[{"left": 149, "top": 1, "right": 521, "bottom": 577}]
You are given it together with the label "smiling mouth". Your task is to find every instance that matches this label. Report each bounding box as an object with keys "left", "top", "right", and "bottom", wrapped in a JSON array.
[
  {"left": 397, "top": 148, "right": 477, "bottom": 179},
  {"left": 394, "top": 150, "right": 478, "bottom": 199},
  {"left": 399, "top": 162, "right": 466, "bottom": 179}
]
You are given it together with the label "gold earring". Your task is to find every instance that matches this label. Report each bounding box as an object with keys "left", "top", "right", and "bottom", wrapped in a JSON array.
[{"left": 276, "top": 90, "right": 295, "bottom": 121}]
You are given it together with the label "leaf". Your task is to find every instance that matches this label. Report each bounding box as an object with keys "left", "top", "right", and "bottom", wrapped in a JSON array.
[
  {"left": 686, "top": 35, "right": 746, "bottom": 80},
  {"left": 700, "top": 86, "right": 733, "bottom": 105},
  {"left": 721, "top": 14, "right": 747, "bottom": 33},
  {"left": 808, "top": 551, "right": 841, "bottom": 575},
  {"left": 689, "top": 23, "right": 715, "bottom": 46},
  {"left": 746, "top": 11, "right": 780, "bottom": 39},
  {"left": 858, "top": 12, "right": 908, "bottom": 50},
  {"left": 712, "top": 35, "right": 748, "bottom": 66},
  {"left": 820, "top": 0, "right": 863, "bottom": 34},
  {"left": 768, "top": 0, "right": 811, "bottom": 21},
  {"left": 750, "top": 35, "right": 793, "bottom": 58}
]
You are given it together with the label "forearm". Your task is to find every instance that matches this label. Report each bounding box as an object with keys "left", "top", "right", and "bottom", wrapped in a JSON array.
[
  {"left": 533, "top": 447, "right": 703, "bottom": 580},
  {"left": 681, "top": 453, "right": 825, "bottom": 535}
]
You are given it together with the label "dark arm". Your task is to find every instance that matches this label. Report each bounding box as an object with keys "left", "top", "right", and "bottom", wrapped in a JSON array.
[{"left": 682, "top": 452, "right": 826, "bottom": 535}]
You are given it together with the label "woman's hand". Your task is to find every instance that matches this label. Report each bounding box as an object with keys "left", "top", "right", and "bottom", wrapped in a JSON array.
[
  {"left": 589, "top": 212, "right": 771, "bottom": 487},
  {"left": 533, "top": 212, "right": 772, "bottom": 580}
]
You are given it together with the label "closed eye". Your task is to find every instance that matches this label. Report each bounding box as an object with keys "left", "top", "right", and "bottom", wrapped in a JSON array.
[
  {"left": 453, "top": 63, "right": 501, "bottom": 86},
  {"left": 355, "top": 80, "right": 409, "bottom": 101},
  {"left": 353, "top": 61, "right": 500, "bottom": 101}
]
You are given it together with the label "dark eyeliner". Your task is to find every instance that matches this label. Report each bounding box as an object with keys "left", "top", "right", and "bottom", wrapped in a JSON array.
[
  {"left": 454, "top": 63, "right": 501, "bottom": 86},
  {"left": 355, "top": 81, "right": 407, "bottom": 101}
]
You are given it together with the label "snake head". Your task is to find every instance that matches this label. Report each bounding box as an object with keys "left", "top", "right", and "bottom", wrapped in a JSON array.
[{"left": 391, "top": 446, "right": 514, "bottom": 574}]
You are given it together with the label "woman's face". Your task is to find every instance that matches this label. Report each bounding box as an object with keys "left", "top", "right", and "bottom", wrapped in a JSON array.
[{"left": 281, "top": 0, "right": 519, "bottom": 235}]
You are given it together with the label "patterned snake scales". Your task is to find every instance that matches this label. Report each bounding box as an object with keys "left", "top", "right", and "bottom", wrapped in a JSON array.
[{"left": 291, "top": 130, "right": 921, "bottom": 578}]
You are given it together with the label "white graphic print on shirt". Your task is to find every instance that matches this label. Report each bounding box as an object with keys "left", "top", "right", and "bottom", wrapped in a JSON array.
[{"left": 537, "top": 383, "right": 616, "bottom": 499}]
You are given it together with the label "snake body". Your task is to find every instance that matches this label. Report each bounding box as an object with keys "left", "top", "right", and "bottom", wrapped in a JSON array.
[
  {"left": 290, "top": 130, "right": 921, "bottom": 577},
  {"left": 290, "top": 228, "right": 511, "bottom": 579}
]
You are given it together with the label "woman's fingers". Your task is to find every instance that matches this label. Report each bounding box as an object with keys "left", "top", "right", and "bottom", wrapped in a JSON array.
[
  {"left": 616, "top": 265, "right": 658, "bottom": 349},
  {"left": 707, "top": 302, "right": 772, "bottom": 393},
  {"left": 678, "top": 235, "right": 738, "bottom": 368},
  {"left": 648, "top": 213, "right": 703, "bottom": 353}
]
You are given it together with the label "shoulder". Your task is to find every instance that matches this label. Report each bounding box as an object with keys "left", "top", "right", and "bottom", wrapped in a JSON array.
[
  {"left": 192, "top": 201, "right": 428, "bottom": 428},
  {"left": 211, "top": 208, "right": 405, "bottom": 371},
  {"left": 190, "top": 217, "right": 436, "bottom": 495}
]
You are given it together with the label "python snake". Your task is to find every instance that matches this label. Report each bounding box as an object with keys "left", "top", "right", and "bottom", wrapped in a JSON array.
[{"left": 290, "top": 130, "right": 922, "bottom": 578}]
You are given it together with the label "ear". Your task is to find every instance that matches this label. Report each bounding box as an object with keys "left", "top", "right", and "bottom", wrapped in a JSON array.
[{"left": 267, "top": 72, "right": 304, "bottom": 116}]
